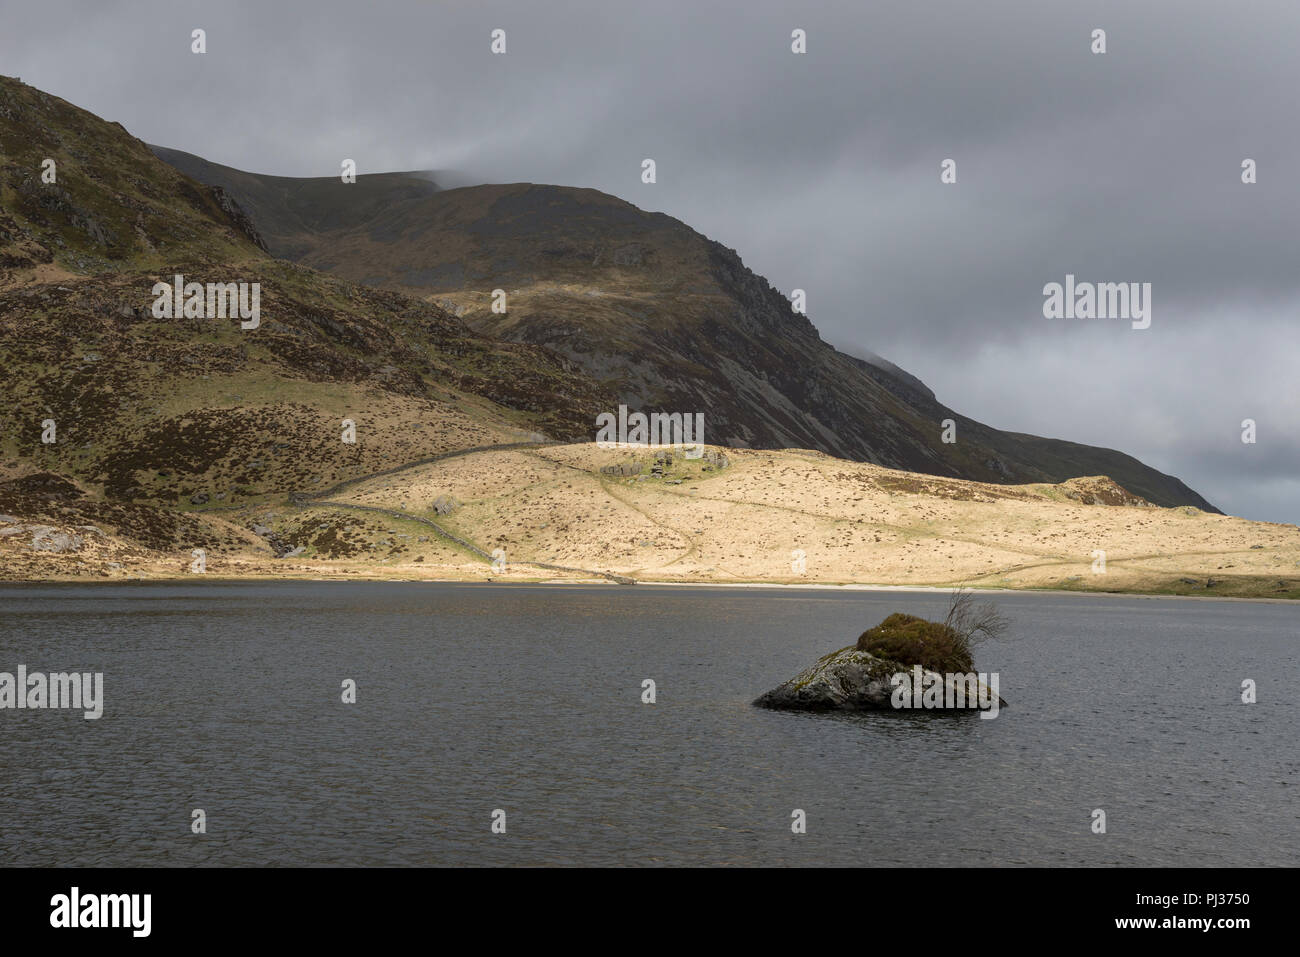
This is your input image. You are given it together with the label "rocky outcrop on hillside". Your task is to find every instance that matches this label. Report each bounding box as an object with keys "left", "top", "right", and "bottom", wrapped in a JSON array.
[{"left": 209, "top": 185, "right": 268, "bottom": 252}]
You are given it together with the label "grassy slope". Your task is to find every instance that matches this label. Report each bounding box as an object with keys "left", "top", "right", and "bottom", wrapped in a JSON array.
[
  {"left": 314, "top": 444, "right": 1300, "bottom": 596},
  {"left": 0, "top": 261, "right": 610, "bottom": 502},
  {"left": 7, "top": 442, "right": 1295, "bottom": 596},
  {"left": 0, "top": 78, "right": 262, "bottom": 275},
  {"left": 0, "top": 77, "right": 618, "bottom": 579}
]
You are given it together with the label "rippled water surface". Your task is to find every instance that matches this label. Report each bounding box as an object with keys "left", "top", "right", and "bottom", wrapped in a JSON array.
[{"left": 0, "top": 582, "right": 1295, "bottom": 866}]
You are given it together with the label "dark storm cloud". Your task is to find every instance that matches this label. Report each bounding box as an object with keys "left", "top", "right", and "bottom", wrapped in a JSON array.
[{"left": 3, "top": 0, "right": 1295, "bottom": 520}]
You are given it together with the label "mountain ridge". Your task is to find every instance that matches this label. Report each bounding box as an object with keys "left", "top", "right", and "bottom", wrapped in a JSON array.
[{"left": 149, "top": 150, "right": 1218, "bottom": 511}]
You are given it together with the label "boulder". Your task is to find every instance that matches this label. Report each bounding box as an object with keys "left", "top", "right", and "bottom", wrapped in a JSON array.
[
  {"left": 755, "top": 646, "right": 1005, "bottom": 713},
  {"left": 30, "top": 527, "right": 83, "bottom": 553},
  {"left": 754, "top": 647, "right": 900, "bottom": 710}
]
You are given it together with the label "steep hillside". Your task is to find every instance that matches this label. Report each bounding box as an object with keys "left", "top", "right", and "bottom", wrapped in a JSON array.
[
  {"left": 0, "top": 77, "right": 615, "bottom": 517},
  {"left": 153, "top": 153, "right": 1218, "bottom": 511},
  {"left": 0, "top": 78, "right": 265, "bottom": 280},
  {"left": 150, "top": 146, "right": 443, "bottom": 261},
  {"left": 0, "top": 261, "right": 611, "bottom": 503}
]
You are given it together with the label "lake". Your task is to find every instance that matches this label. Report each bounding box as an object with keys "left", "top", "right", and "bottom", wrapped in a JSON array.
[{"left": 0, "top": 582, "right": 1294, "bottom": 866}]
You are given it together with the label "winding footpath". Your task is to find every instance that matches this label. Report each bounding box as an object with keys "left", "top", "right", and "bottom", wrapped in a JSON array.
[{"left": 286, "top": 441, "right": 637, "bottom": 585}]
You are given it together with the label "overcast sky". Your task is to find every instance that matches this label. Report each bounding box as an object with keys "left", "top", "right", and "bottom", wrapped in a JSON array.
[{"left": 4, "top": 0, "right": 1297, "bottom": 522}]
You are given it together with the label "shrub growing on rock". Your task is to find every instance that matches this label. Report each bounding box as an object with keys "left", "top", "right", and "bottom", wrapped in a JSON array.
[
  {"left": 855, "top": 613, "right": 973, "bottom": 673},
  {"left": 855, "top": 589, "right": 1008, "bottom": 674}
]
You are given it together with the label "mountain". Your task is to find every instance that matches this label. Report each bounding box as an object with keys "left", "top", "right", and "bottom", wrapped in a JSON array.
[
  {"left": 5, "top": 76, "right": 1287, "bottom": 592},
  {"left": 149, "top": 146, "right": 445, "bottom": 261},
  {"left": 0, "top": 76, "right": 613, "bottom": 517},
  {"left": 150, "top": 152, "right": 1218, "bottom": 511}
]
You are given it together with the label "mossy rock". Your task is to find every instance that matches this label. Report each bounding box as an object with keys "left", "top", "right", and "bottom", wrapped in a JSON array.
[
  {"left": 855, "top": 612, "right": 973, "bottom": 675},
  {"left": 754, "top": 610, "right": 1004, "bottom": 713}
]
